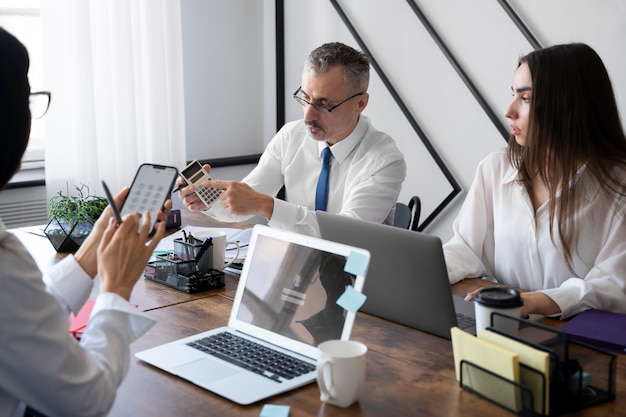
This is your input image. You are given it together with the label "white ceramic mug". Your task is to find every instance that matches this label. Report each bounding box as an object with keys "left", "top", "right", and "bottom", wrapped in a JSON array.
[
  {"left": 317, "top": 340, "right": 367, "bottom": 408},
  {"left": 474, "top": 287, "right": 523, "bottom": 335},
  {"left": 191, "top": 230, "right": 240, "bottom": 271}
]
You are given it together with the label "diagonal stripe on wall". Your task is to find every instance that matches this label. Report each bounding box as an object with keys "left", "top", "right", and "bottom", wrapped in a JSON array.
[{"left": 330, "top": 0, "right": 462, "bottom": 231}]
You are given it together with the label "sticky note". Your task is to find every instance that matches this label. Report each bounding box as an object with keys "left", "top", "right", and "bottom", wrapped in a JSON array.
[
  {"left": 344, "top": 250, "right": 368, "bottom": 276},
  {"left": 480, "top": 329, "right": 550, "bottom": 415},
  {"left": 336, "top": 285, "right": 367, "bottom": 313},
  {"left": 451, "top": 327, "right": 520, "bottom": 411},
  {"left": 260, "top": 404, "right": 290, "bottom": 417}
]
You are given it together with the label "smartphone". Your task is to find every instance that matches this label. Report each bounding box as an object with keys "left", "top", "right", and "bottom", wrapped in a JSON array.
[
  {"left": 120, "top": 163, "right": 179, "bottom": 233},
  {"left": 179, "top": 159, "right": 222, "bottom": 209}
]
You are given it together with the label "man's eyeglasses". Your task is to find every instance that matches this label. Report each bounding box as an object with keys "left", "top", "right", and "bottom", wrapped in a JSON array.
[
  {"left": 29, "top": 91, "right": 52, "bottom": 119},
  {"left": 293, "top": 87, "right": 363, "bottom": 113}
]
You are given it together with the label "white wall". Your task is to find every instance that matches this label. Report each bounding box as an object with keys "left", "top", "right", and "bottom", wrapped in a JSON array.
[
  {"left": 181, "top": 0, "right": 626, "bottom": 241},
  {"left": 181, "top": 0, "right": 272, "bottom": 160}
]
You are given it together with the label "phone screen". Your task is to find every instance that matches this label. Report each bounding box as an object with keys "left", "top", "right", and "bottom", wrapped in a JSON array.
[{"left": 120, "top": 163, "right": 179, "bottom": 233}]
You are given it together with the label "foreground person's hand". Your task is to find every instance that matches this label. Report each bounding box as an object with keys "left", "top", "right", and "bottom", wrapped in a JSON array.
[{"left": 97, "top": 211, "right": 166, "bottom": 300}]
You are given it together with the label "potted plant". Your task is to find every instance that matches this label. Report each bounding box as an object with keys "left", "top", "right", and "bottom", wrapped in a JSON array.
[{"left": 44, "top": 184, "right": 108, "bottom": 252}]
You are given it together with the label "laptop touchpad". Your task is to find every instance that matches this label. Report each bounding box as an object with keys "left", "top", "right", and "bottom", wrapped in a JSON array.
[{"left": 174, "top": 358, "right": 240, "bottom": 385}]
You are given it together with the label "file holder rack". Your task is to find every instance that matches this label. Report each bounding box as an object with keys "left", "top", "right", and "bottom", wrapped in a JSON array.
[
  {"left": 460, "top": 313, "right": 616, "bottom": 416},
  {"left": 144, "top": 238, "right": 224, "bottom": 293},
  {"left": 460, "top": 360, "right": 540, "bottom": 417}
]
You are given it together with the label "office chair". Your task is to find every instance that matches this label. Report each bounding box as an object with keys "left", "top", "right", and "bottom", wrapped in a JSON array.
[{"left": 393, "top": 196, "right": 421, "bottom": 231}]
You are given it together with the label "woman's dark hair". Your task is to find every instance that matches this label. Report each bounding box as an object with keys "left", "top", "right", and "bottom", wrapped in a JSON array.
[
  {"left": 0, "top": 27, "right": 31, "bottom": 189},
  {"left": 508, "top": 43, "right": 626, "bottom": 270}
]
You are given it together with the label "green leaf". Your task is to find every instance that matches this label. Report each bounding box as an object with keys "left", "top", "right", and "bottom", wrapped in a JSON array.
[{"left": 48, "top": 184, "right": 107, "bottom": 226}]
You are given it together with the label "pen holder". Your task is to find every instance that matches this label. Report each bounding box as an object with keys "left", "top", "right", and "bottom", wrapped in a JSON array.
[
  {"left": 143, "top": 237, "right": 225, "bottom": 293},
  {"left": 173, "top": 237, "right": 212, "bottom": 273}
]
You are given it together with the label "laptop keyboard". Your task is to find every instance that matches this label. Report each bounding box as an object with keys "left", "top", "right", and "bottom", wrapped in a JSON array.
[
  {"left": 456, "top": 313, "right": 476, "bottom": 330},
  {"left": 186, "top": 332, "right": 315, "bottom": 383}
]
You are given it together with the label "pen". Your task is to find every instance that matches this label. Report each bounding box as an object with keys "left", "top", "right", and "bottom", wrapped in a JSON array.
[
  {"left": 171, "top": 182, "right": 188, "bottom": 194},
  {"left": 194, "top": 237, "right": 213, "bottom": 263},
  {"left": 102, "top": 180, "right": 123, "bottom": 225}
]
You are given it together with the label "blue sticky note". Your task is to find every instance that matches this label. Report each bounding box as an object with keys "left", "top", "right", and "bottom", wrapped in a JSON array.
[
  {"left": 344, "top": 250, "right": 368, "bottom": 276},
  {"left": 260, "top": 404, "right": 290, "bottom": 417},
  {"left": 336, "top": 285, "right": 367, "bottom": 313}
]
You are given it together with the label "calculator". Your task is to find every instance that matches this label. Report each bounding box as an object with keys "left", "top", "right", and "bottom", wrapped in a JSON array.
[{"left": 180, "top": 160, "right": 222, "bottom": 209}]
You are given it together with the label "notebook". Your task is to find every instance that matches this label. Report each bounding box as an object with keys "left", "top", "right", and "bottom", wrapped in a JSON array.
[
  {"left": 135, "top": 224, "right": 370, "bottom": 405},
  {"left": 317, "top": 211, "right": 476, "bottom": 339},
  {"left": 69, "top": 300, "right": 138, "bottom": 339},
  {"left": 560, "top": 309, "right": 626, "bottom": 353}
]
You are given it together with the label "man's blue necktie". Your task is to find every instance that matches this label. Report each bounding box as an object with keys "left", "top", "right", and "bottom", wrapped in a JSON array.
[{"left": 315, "top": 147, "right": 332, "bottom": 211}]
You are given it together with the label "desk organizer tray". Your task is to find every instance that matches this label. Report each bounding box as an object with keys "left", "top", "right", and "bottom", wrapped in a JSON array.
[
  {"left": 459, "top": 313, "right": 616, "bottom": 417},
  {"left": 144, "top": 257, "right": 224, "bottom": 293},
  {"left": 144, "top": 237, "right": 224, "bottom": 293}
]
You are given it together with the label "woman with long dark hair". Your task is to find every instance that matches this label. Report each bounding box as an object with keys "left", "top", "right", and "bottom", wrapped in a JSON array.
[{"left": 444, "top": 43, "right": 626, "bottom": 319}]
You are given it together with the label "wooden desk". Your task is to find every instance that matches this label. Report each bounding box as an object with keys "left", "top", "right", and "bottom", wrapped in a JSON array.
[
  {"left": 107, "top": 285, "right": 624, "bottom": 417},
  {"left": 11, "top": 226, "right": 241, "bottom": 311},
  {"left": 11, "top": 225, "right": 624, "bottom": 416}
]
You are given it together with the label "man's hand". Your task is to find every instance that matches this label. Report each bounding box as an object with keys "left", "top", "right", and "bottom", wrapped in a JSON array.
[
  {"left": 208, "top": 179, "right": 274, "bottom": 220},
  {"left": 177, "top": 163, "right": 211, "bottom": 211},
  {"left": 176, "top": 161, "right": 275, "bottom": 220}
]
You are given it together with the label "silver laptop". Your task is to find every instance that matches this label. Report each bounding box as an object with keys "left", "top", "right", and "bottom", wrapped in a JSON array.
[
  {"left": 136, "top": 224, "right": 370, "bottom": 405},
  {"left": 317, "top": 211, "right": 476, "bottom": 339}
]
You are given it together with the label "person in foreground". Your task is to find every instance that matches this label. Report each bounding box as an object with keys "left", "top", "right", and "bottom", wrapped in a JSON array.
[
  {"left": 178, "top": 42, "right": 406, "bottom": 237},
  {"left": 0, "top": 28, "right": 171, "bottom": 417},
  {"left": 444, "top": 43, "right": 626, "bottom": 319}
]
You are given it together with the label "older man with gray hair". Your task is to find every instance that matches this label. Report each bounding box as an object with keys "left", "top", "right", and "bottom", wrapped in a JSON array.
[{"left": 178, "top": 42, "right": 406, "bottom": 237}]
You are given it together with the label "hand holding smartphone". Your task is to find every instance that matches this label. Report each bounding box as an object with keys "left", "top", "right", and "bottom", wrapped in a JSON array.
[
  {"left": 118, "top": 163, "right": 179, "bottom": 234},
  {"left": 178, "top": 160, "right": 222, "bottom": 209}
]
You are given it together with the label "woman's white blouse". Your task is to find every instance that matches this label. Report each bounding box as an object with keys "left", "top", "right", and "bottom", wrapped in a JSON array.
[{"left": 443, "top": 149, "right": 626, "bottom": 319}]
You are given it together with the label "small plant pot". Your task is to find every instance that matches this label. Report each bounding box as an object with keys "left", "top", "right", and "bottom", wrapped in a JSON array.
[{"left": 44, "top": 217, "right": 95, "bottom": 253}]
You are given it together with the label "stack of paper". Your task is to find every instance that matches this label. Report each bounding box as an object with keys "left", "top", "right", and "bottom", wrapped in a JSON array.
[
  {"left": 451, "top": 327, "right": 551, "bottom": 415},
  {"left": 451, "top": 327, "right": 521, "bottom": 411},
  {"left": 479, "top": 329, "right": 550, "bottom": 415},
  {"left": 69, "top": 300, "right": 95, "bottom": 339},
  {"left": 69, "top": 301, "right": 138, "bottom": 339}
]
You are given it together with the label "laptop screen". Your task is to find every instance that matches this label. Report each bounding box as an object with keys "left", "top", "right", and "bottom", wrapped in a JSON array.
[{"left": 235, "top": 233, "right": 357, "bottom": 347}]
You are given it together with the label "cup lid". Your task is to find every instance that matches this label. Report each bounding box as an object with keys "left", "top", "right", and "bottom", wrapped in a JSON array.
[{"left": 474, "top": 287, "right": 523, "bottom": 308}]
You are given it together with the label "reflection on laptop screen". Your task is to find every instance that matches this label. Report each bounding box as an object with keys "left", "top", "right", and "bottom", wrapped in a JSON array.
[{"left": 236, "top": 234, "right": 355, "bottom": 346}]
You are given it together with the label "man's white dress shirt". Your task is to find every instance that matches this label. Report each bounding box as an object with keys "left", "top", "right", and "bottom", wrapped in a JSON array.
[{"left": 206, "top": 115, "right": 406, "bottom": 237}]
